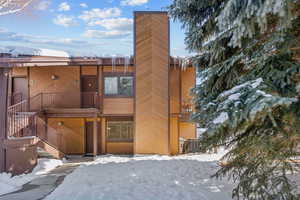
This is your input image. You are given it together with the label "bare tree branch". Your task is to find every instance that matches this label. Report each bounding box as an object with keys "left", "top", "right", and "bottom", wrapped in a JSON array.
[{"left": 0, "top": 0, "right": 35, "bottom": 16}]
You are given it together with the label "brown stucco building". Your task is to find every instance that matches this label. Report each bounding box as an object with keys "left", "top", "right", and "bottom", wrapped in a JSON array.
[{"left": 0, "top": 11, "right": 196, "bottom": 175}]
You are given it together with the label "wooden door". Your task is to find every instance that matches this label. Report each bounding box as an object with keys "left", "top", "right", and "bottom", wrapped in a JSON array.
[
  {"left": 85, "top": 122, "right": 94, "bottom": 155},
  {"left": 81, "top": 76, "right": 98, "bottom": 108},
  {"left": 12, "top": 77, "right": 28, "bottom": 104}
]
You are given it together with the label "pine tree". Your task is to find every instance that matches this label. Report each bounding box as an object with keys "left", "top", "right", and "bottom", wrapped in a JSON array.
[{"left": 169, "top": 0, "right": 300, "bottom": 199}]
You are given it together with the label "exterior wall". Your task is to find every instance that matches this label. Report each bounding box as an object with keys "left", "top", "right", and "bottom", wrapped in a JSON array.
[
  {"left": 4, "top": 138, "right": 38, "bottom": 175},
  {"left": 9, "top": 68, "right": 28, "bottom": 98},
  {"left": 181, "top": 67, "right": 196, "bottom": 105},
  {"left": 81, "top": 66, "right": 97, "bottom": 75},
  {"left": 47, "top": 118, "right": 85, "bottom": 154},
  {"left": 179, "top": 68, "right": 197, "bottom": 141},
  {"left": 170, "top": 117, "right": 179, "bottom": 155},
  {"left": 103, "top": 98, "right": 134, "bottom": 115},
  {"left": 102, "top": 66, "right": 134, "bottom": 115},
  {"left": 106, "top": 142, "right": 134, "bottom": 154},
  {"left": 180, "top": 122, "right": 196, "bottom": 139},
  {"left": 103, "top": 66, "right": 134, "bottom": 73},
  {"left": 29, "top": 66, "right": 81, "bottom": 108},
  {"left": 170, "top": 67, "right": 181, "bottom": 114},
  {"left": 12, "top": 67, "right": 28, "bottom": 76},
  {"left": 135, "top": 12, "right": 170, "bottom": 155}
]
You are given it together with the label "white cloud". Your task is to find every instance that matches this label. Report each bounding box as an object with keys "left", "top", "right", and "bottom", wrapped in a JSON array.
[
  {"left": 121, "top": 0, "right": 148, "bottom": 6},
  {"left": 80, "top": 3, "right": 88, "bottom": 8},
  {"left": 0, "top": 28, "right": 91, "bottom": 47},
  {"left": 83, "top": 30, "right": 131, "bottom": 39},
  {"left": 88, "top": 18, "right": 133, "bottom": 31},
  {"left": 58, "top": 2, "right": 71, "bottom": 11},
  {"left": 53, "top": 15, "right": 77, "bottom": 27},
  {"left": 79, "top": 8, "right": 121, "bottom": 22},
  {"left": 0, "top": 28, "right": 131, "bottom": 56},
  {"left": 35, "top": 1, "right": 51, "bottom": 11}
]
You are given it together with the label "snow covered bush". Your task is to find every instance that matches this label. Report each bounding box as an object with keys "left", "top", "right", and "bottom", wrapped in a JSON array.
[{"left": 169, "top": 0, "right": 300, "bottom": 199}]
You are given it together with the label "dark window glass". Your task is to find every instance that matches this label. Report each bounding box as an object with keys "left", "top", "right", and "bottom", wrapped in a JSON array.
[
  {"left": 104, "top": 75, "right": 133, "bottom": 97},
  {"left": 119, "top": 76, "right": 133, "bottom": 96},
  {"left": 107, "top": 121, "right": 133, "bottom": 142}
]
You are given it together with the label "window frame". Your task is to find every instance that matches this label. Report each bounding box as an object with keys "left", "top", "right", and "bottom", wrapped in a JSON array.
[
  {"left": 103, "top": 72, "right": 135, "bottom": 98},
  {"left": 106, "top": 120, "right": 134, "bottom": 142}
]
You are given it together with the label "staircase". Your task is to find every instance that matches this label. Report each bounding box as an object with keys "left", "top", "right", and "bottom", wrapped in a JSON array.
[
  {"left": 7, "top": 100, "right": 37, "bottom": 138},
  {"left": 7, "top": 98, "right": 66, "bottom": 159}
]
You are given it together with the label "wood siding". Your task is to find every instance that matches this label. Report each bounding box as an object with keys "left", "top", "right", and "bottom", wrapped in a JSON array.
[
  {"left": 12, "top": 68, "right": 28, "bottom": 77},
  {"left": 103, "top": 98, "right": 134, "bottom": 115},
  {"left": 170, "top": 68, "right": 181, "bottom": 114},
  {"left": 81, "top": 66, "right": 97, "bottom": 75},
  {"left": 170, "top": 117, "right": 179, "bottom": 155},
  {"left": 135, "top": 12, "right": 170, "bottom": 155},
  {"left": 47, "top": 118, "right": 85, "bottom": 154},
  {"left": 103, "top": 66, "right": 134, "bottom": 73},
  {"left": 180, "top": 122, "right": 196, "bottom": 139},
  {"left": 106, "top": 142, "right": 134, "bottom": 154},
  {"left": 181, "top": 68, "right": 196, "bottom": 105},
  {"left": 30, "top": 66, "right": 81, "bottom": 108}
]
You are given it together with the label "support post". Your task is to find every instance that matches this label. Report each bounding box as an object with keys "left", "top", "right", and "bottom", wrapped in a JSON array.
[
  {"left": 0, "top": 67, "right": 9, "bottom": 173},
  {"left": 93, "top": 118, "right": 98, "bottom": 156},
  {"left": 101, "top": 118, "right": 106, "bottom": 154}
]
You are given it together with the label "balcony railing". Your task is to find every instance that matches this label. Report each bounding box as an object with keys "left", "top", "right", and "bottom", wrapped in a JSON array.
[
  {"left": 7, "top": 92, "right": 100, "bottom": 138},
  {"left": 182, "top": 99, "right": 194, "bottom": 114},
  {"left": 22, "top": 92, "right": 100, "bottom": 111},
  {"left": 40, "top": 92, "right": 100, "bottom": 109}
]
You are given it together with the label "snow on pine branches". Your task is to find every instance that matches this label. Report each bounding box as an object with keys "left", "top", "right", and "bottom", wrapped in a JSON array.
[{"left": 169, "top": 0, "right": 300, "bottom": 199}]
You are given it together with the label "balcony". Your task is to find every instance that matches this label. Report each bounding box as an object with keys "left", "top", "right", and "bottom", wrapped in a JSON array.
[
  {"left": 29, "top": 92, "right": 101, "bottom": 117},
  {"left": 180, "top": 99, "right": 194, "bottom": 122},
  {"left": 28, "top": 92, "right": 100, "bottom": 110},
  {"left": 7, "top": 92, "right": 101, "bottom": 138}
]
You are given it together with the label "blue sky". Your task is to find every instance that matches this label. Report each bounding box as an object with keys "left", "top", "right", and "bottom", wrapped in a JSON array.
[{"left": 0, "top": 0, "right": 189, "bottom": 57}]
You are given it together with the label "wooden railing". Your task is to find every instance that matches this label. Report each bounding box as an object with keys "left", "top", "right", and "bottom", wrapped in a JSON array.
[
  {"left": 182, "top": 99, "right": 194, "bottom": 114},
  {"left": 7, "top": 92, "right": 100, "bottom": 138},
  {"left": 38, "top": 92, "right": 100, "bottom": 109},
  {"left": 8, "top": 92, "right": 23, "bottom": 106},
  {"left": 183, "top": 139, "right": 206, "bottom": 154},
  {"left": 7, "top": 100, "right": 37, "bottom": 138}
]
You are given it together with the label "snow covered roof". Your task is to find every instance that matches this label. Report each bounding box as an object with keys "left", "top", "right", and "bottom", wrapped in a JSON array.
[{"left": 0, "top": 46, "right": 70, "bottom": 58}]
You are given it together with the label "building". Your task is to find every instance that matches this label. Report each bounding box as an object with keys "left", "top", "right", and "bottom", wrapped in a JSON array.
[{"left": 0, "top": 11, "right": 196, "bottom": 175}]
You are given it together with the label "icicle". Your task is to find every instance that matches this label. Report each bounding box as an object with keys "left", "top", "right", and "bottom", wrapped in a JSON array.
[
  {"left": 178, "top": 57, "right": 182, "bottom": 70},
  {"left": 173, "top": 56, "right": 178, "bottom": 69},
  {"left": 112, "top": 55, "right": 116, "bottom": 72},
  {"left": 180, "top": 57, "right": 190, "bottom": 71},
  {"left": 124, "top": 55, "right": 130, "bottom": 73}
]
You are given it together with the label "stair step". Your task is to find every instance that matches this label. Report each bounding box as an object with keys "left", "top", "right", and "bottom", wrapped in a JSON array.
[{"left": 37, "top": 147, "right": 57, "bottom": 159}]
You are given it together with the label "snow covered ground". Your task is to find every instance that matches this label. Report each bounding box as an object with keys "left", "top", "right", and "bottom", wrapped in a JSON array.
[
  {"left": 45, "top": 151, "right": 235, "bottom": 200},
  {"left": 0, "top": 159, "right": 63, "bottom": 196}
]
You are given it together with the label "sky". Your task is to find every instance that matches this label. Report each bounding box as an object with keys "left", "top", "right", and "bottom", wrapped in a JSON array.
[{"left": 0, "top": 0, "right": 189, "bottom": 57}]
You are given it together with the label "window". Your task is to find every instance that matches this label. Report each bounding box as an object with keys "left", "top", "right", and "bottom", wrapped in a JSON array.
[
  {"left": 119, "top": 76, "right": 133, "bottom": 96},
  {"left": 104, "top": 75, "right": 133, "bottom": 97},
  {"left": 107, "top": 121, "right": 133, "bottom": 142},
  {"left": 104, "top": 77, "right": 118, "bottom": 95}
]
